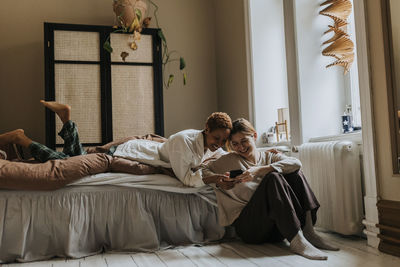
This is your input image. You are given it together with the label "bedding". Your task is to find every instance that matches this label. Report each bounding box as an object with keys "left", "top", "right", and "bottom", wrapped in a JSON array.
[{"left": 0, "top": 173, "right": 225, "bottom": 263}]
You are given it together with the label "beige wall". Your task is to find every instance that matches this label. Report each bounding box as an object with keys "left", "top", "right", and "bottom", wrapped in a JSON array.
[
  {"left": 154, "top": 0, "right": 218, "bottom": 136},
  {"left": 365, "top": 0, "right": 400, "bottom": 201},
  {"left": 0, "top": 0, "right": 218, "bottom": 142},
  {"left": 214, "top": 0, "right": 250, "bottom": 121}
]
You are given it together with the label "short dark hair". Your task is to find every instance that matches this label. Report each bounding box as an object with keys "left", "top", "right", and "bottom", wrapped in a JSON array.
[{"left": 206, "top": 112, "right": 232, "bottom": 132}]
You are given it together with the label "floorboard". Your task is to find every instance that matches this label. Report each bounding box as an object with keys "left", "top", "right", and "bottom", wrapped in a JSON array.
[{"left": 4, "top": 232, "right": 400, "bottom": 267}]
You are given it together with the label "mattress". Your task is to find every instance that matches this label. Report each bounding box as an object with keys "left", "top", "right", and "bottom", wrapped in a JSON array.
[{"left": 0, "top": 173, "right": 225, "bottom": 263}]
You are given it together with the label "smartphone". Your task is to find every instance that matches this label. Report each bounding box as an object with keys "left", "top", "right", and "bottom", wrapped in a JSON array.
[{"left": 229, "top": 169, "right": 243, "bottom": 178}]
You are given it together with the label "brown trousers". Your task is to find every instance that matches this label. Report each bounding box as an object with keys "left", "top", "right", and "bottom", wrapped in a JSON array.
[
  {"left": 0, "top": 134, "right": 175, "bottom": 191},
  {"left": 233, "top": 170, "right": 319, "bottom": 243}
]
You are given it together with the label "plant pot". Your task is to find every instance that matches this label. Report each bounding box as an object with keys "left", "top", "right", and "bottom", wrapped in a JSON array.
[{"left": 113, "top": 0, "right": 147, "bottom": 29}]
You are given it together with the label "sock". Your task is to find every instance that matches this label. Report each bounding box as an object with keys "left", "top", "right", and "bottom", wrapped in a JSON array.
[
  {"left": 303, "top": 211, "right": 340, "bottom": 251},
  {"left": 290, "top": 231, "right": 328, "bottom": 260}
]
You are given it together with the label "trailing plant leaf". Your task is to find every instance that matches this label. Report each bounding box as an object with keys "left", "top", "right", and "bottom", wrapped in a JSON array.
[
  {"left": 103, "top": 40, "right": 113, "bottom": 53},
  {"left": 158, "top": 29, "right": 167, "bottom": 43},
  {"left": 117, "top": 13, "right": 128, "bottom": 32},
  {"left": 135, "top": 9, "right": 142, "bottom": 22},
  {"left": 129, "top": 16, "right": 140, "bottom": 32},
  {"left": 183, "top": 73, "right": 187, "bottom": 85},
  {"left": 180, "top": 57, "right": 186, "bottom": 70},
  {"left": 148, "top": 0, "right": 160, "bottom": 28},
  {"left": 167, "top": 74, "right": 174, "bottom": 87}
]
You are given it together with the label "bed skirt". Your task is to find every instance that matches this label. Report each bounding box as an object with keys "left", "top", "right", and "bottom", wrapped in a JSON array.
[{"left": 0, "top": 185, "right": 225, "bottom": 263}]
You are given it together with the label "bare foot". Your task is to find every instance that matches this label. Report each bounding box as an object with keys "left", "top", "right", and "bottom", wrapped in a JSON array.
[
  {"left": 40, "top": 100, "right": 71, "bottom": 124},
  {"left": 0, "top": 129, "right": 32, "bottom": 147}
]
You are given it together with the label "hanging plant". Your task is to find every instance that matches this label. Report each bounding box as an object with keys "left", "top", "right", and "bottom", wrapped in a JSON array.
[
  {"left": 148, "top": 0, "right": 187, "bottom": 88},
  {"left": 104, "top": 0, "right": 187, "bottom": 88},
  {"left": 103, "top": 0, "right": 147, "bottom": 54}
]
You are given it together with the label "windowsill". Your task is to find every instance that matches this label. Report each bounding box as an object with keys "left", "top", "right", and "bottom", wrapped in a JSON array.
[{"left": 308, "top": 130, "right": 362, "bottom": 144}]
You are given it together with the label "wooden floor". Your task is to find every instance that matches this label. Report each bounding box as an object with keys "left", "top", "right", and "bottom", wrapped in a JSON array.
[{"left": 4, "top": 232, "right": 400, "bottom": 267}]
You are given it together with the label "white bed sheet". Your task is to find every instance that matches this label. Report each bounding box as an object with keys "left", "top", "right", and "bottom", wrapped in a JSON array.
[
  {"left": 0, "top": 173, "right": 224, "bottom": 263},
  {"left": 68, "top": 172, "right": 217, "bottom": 206}
]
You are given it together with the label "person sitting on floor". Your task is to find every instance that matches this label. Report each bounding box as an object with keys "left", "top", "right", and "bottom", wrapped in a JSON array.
[{"left": 201, "top": 118, "right": 339, "bottom": 260}]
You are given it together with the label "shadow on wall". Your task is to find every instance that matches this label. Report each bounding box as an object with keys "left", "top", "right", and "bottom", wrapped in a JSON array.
[{"left": 0, "top": 41, "right": 46, "bottom": 144}]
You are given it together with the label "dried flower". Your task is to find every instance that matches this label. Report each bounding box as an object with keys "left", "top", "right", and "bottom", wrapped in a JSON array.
[
  {"left": 143, "top": 17, "right": 152, "bottom": 28},
  {"left": 120, "top": 51, "right": 129, "bottom": 61},
  {"left": 130, "top": 41, "right": 138, "bottom": 50}
]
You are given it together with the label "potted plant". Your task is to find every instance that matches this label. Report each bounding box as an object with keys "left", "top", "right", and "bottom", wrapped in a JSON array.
[{"left": 104, "top": 0, "right": 186, "bottom": 87}]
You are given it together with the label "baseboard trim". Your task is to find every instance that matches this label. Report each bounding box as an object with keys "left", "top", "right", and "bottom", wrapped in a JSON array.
[
  {"left": 377, "top": 200, "right": 400, "bottom": 257},
  {"left": 363, "top": 229, "right": 380, "bottom": 248}
]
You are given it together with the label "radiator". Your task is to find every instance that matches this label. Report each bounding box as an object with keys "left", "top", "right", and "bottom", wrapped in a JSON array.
[{"left": 298, "top": 141, "right": 363, "bottom": 235}]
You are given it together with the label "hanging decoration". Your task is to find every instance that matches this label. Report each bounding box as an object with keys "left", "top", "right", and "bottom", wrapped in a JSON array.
[
  {"left": 104, "top": 0, "right": 187, "bottom": 88},
  {"left": 319, "top": 0, "right": 354, "bottom": 74}
]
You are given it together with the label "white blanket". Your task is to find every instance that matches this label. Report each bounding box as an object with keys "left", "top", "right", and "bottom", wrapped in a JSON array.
[
  {"left": 113, "top": 139, "right": 170, "bottom": 167},
  {"left": 68, "top": 172, "right": 217, "bottom": 206}
]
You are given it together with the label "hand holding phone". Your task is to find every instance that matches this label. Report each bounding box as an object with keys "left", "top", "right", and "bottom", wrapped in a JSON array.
[{"left": 229, "top": 169, "right": 243, "bottom": 178}]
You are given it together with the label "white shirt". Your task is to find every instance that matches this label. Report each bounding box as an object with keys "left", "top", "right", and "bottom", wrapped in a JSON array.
[{"left": 113, "top": 129, "right": 222, "bottom": 187}]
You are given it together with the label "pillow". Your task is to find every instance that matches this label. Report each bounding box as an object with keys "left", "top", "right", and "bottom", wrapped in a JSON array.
[{"left": 0, "top": 153, "right": 112, "bottom": 190}]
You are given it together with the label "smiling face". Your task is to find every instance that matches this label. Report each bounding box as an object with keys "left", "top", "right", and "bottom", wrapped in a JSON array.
[
  {"left": 229, "top": 131, "right": 258, "bottom": 160},
  {"left": 204, "top": 127, "right": 231, "bottom": 152}
]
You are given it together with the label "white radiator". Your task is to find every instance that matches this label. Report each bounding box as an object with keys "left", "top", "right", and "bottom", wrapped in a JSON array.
[{"left": 298, "top": 141, "right": 363, "bottom": 235}]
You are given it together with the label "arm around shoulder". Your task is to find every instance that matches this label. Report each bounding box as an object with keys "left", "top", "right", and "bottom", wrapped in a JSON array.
[{"left": 269, "top": 151, "right": 302, "bottom": 174}]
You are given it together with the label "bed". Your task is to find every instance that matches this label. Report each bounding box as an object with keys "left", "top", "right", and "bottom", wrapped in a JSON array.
[
  {"left": 0, "top": 173, "right": 225, "bottom": 263},
  {"left": 0, "top": 22, "right": 225, "bottom": 263}
]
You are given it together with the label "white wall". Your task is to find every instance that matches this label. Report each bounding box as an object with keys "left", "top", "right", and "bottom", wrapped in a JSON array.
[
  {"left": 153, "top": 0, "right": 218, "bottom": 136},
  {"left": 249, "top": 0, "right": 288, "bottom": 141},
  {"left": 294, "top": 0, "right": 347, "bottom": 142}
]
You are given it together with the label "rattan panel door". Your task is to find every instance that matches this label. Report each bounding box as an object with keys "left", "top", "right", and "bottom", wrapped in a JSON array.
[
  {"left": 111, "top": 65, "right": 155, "bottom": 140},
  {"left": 44, "top": 23, "right": 163, "bottom": 149}
]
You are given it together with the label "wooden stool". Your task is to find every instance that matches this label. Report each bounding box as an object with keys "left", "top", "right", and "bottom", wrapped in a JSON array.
[{"left": 275, "top": 120, "right": 288, "bottom": 142}]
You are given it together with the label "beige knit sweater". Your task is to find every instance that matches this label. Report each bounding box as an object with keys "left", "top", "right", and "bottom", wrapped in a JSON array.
[{"left": 202, "top": 150, "right": 302, "bottom": 226}]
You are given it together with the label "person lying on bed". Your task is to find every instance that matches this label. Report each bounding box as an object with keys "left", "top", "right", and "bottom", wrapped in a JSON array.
[
  {"left": 201, "top": 118, "right": 339, "bottom": 261},
  {"left": 0, "top": 101, "right": 232, "bottom": 187}
]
